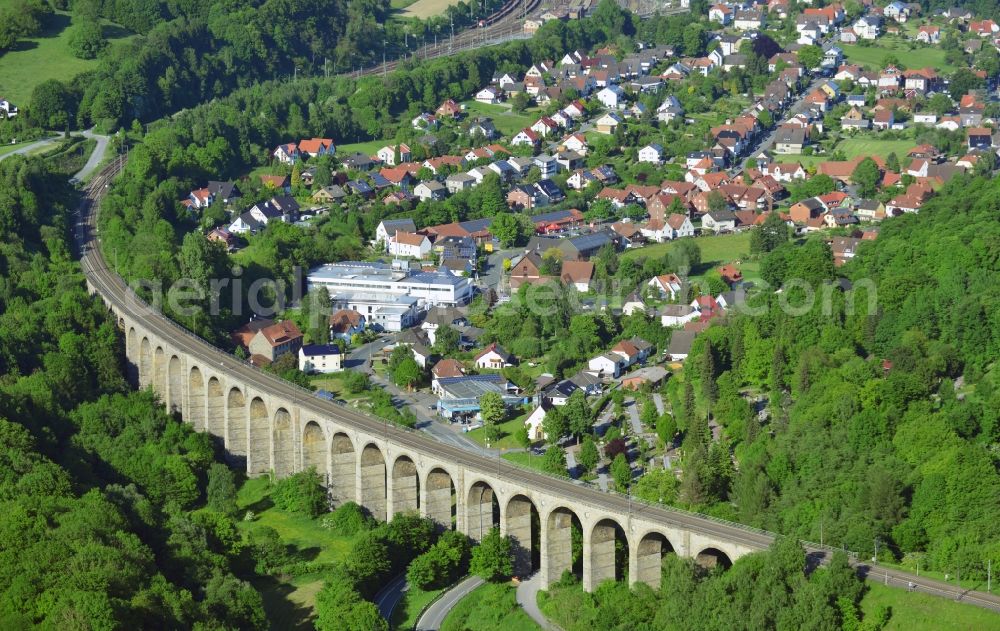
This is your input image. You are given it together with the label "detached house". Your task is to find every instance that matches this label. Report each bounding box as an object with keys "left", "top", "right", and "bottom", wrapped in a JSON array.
[
  {"left": 638, "top": 144, "right": 664, "bottom": 164},
  {"left": 248, "top": 321, "right": 303, "bottom": 362},
  {"left": 272, "top": 143, "right": 299, "bottom": 164},
  {"left": 597, "top": 85, "right": 626, "bottom": 109},
  {"left": 475, "top": 343, "right": 514, "bottom": 370}
]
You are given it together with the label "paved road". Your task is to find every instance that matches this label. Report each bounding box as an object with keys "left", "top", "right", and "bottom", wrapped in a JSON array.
[
  {"left": 375, "top": 574, "right": 409, "bottom": 621},
  {"left": 76, "top": 130, "right": 1000, "bottom": 618},
  {"left": 0, "top": 136, "right": 58, "bottom": 162},
  {"left": 415, "top": 575, "right": 484, "bottom": 630},
  {"left": 75, "top": 129, "right": 110, "bottom": 181},
  {"left": 515, "top": 574, "right": 561, "bottom": 630}
]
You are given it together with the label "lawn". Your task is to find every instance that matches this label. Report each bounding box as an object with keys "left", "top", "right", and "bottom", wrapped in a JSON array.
[
  {"left": 836, "top": 137, "right": 916, "bottom": 161},
  {"left": 390, "top": 585, "right": 446, "bottom": 630},
  {"left": 502, "top": 450, "right": 550, "bottom": 474},
  {"left": 840, "top": 39, "right": 956, "bottom": 72},
  {"left": 337, "top": 139, "right": 387, "bottom": 157},
  {"left": 440, "top": 582, "right": 539, "bottom": 631},
  {"left": 461, "top": 101, "right": 536, "bottom": 137},
  {"left": 622, "top": 232, "right": 755, "bottom": 282},
  {"left": 236, "top": 477, "right": 361, "bottom": 627},
  {"left": 772, "top": 153, "right": 827, "bottom": 169},
  {"left": 310, "top": 371, "right": 370, "bottom": 403},
  {"left": 0, "top": 12, "right": 138, "bottom": 110},
  {"left": 465, "top": 410, "right": 533, "bottom": 449},
  {"left": 402, "top": 0, "right": 464, "bottom": 17},
  {"left": 859, "top": 582, "right": 1000, "bottom": 631}
]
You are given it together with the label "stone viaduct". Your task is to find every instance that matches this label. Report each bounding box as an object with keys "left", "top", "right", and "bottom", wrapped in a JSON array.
[{"left": 108, "top": 304, "right": 772, "bottom": 592}]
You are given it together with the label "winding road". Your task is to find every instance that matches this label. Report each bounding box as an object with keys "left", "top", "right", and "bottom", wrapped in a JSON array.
[
  {"left": 416, "top": 576, "right": 484, "bottom": 630},
  {"left": 0, "top": 127, "right": 111, "bottom": 181}
]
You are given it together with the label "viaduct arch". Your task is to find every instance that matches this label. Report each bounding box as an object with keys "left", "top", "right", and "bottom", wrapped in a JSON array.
[{"left": 94, "top": 309, "right": 776, "bottom": 594}]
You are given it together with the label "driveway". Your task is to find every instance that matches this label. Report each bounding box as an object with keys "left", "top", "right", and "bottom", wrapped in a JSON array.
[{"left": 415, "top": 576, "right": 484, "bottom": 630}]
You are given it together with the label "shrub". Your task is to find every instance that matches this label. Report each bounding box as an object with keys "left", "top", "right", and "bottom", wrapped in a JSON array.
[
  {"left": 271, "top": 469, "right": 327, "bottom": 517},
  {"left": 320, "top": 501, "right": 375, "bottom": 536}
]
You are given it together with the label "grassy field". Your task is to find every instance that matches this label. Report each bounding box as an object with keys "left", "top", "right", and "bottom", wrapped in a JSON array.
[
  {"left": 236, "top": 477, "right": 361, "bottom": 628},
  {"left": 461, "top": 101, "right": 536, "bottom": 137},
  {"left": 622, "top": 232, "right": 756, "bottom": 283},
  {"left": 402, "top": 0, "right": 464, "bottom": 17},
  {"left": 860, "top": 583, "right": 1000, "bottom": 631},
  {"left": 337, "top": 139, "right": 387, "bottom": 157},
  {"left": 0, "top": 13, "right": 138, "bottom": 109},
  {"left": 441, "top": 582, "right": 539, "bottom": 631},
  {"left": 390, "top": 585, "right": 446, "bottom": 630},
  {"left": 465, "top": 410, "right": 533, "bottom": 449},
  {"left": 502, "top": 450, "right": 552, "bottom": 474},
  {"left": 840, "top": 40, "right": 956, "bottom": 72},
  {"left": 836, "top": 137, "right": 916, "bottom": 160}
]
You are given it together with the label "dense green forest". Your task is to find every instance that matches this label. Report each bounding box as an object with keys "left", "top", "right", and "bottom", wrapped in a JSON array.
[
  {"left": 0, "top": 154, "right": 272, "bottom": 627},
  {"left": 24, "top": 0, "right": 514, "bottom": 129}
]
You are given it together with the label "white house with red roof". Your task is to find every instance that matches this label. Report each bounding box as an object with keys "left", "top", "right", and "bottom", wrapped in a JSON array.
[
  {"left": 474, "top": 343, "right": 514, "bottom": 369},
  {"left": 512, "top": 128, "right": 541, "bottom": 147}
]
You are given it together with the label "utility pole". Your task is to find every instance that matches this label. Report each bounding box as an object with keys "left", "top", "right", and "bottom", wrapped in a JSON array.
[
  {"left": 988, "top": 559, "right": 992, "bottom": 593},
  {"left": 382, "top": 40, "right": 387, "bottom": 78},
  {"left": 873, "top": 537, "right": 879, "bottom": 564}
]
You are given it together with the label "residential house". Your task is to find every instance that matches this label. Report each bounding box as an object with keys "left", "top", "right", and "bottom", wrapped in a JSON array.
[
  {"left": 638, "top": 144, "right": 664, "bottom": 164},
  {"left": 596, "top": 85, "right": 626, "bottom": 109},
  {"left": 709, "top": 4, "right": 733, "bottom": 24},
  {"left": 475, "top": 86, "right": 502, "bottom": 104},
  {"left": 446, "top": 172, "right": 476, "bottom": 194},
  {"left": 414, "top": 180, "right": 448, "bottom": 202},
  {"left": 968, "top": 127, "right": 993, "bottom": 150},
  {"left": 661, "top": 304, "right": 699, "bottom": 327},
  {"left": 328, "top": 309, "right": 365, "bottom": 341},
  {"left": 561, "top": 260, "right": 594, "bottom": 292},
  {"left": 594, "top": 112, "right": 623, "bottom": 134},
  {"left": 388, "top": 231, "right": 432, "bottom": 258},
  {"left": 734, "top": 7, "right": 764, "bottom": 30},
  {"left": 375, "top": 218, "right": 417, "bottom": 245},
  {"left": 436, "top": 99, "right": 462, "bottom": 118},
  {"left": 917, "top": 25, "right": 940, "bottom": 43},
  {"left": 298, "top": 138, "right": 335, "bottom": 159},
  {"left": 648, "top": 273, "right": 684, "bottom": 300},
  {"left": 702, "top": 209, "right": 738, "bottom": 233},
  {"left": 853, "top": 15, "right": 881, "bottom": 39},
  {"left": 376, "top": 144, "right": 411, "bottom": 166},
  {"left": 774, "top": 127, "right": 806, "bottom": 154},
  {"left": 666, "top": 330, "right": 697, "bottom": 361},
  {"left": 248, "top": 321, "right": 303, "bottom": 362},
  {"left": 621, "top": 366, "right": 668, "bottom": 390},
  {"left": 588, "top": 353, "right": 624, "bottom": 378},
  {"left": 272, "top": 143, "right": 299, "bottom": 164},
  {"left": 831, "top": 236, "right": 862, "bottom": 266},
  {"left": 511, "top": 128, "right": 541, "bottom": 147},
  {"left": 474, "top": 343, "right": 514, "bottom": 369},
  {"left": 298, "top": 344, "right": 342, "bottom": 373}
]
